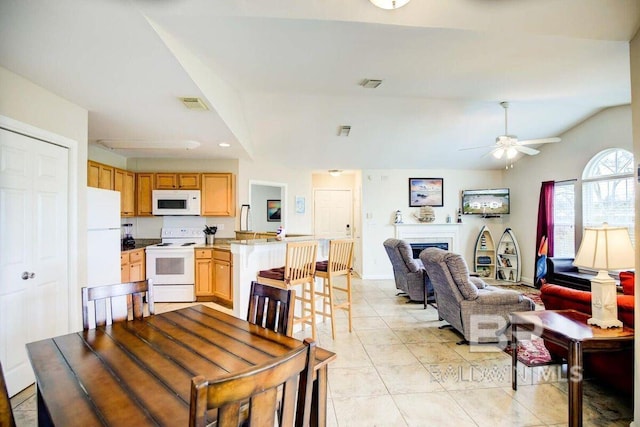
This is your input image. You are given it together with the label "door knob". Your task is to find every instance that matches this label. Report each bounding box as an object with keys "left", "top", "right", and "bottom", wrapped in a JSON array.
[{"left": 21, "top": 271, "right": 35, "bottom": 280}]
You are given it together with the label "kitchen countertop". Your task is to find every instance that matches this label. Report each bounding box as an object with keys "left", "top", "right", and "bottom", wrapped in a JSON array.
[
  {"left": 227, "top": 235, "right": 319, "bottom": 246},
  {"left": 121, "top": 239, "right": 160, "bottom": 252}
]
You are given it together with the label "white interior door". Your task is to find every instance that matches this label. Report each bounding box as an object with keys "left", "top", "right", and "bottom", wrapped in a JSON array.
[
  {"left": 313, "top": 189, "right": 353, "bottom": 238},
  {"left": 0, "top": 128, "right": 69, "bottom": 396}
]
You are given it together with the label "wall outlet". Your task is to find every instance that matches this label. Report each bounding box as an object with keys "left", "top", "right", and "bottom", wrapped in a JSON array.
[{"left": 215, "top": 223, "right": 224, "bottom": 230}]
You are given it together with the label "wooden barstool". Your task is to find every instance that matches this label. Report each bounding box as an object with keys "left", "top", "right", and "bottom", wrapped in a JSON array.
[
  {"left": 315, "top": 239, "right": 354, "bottom": 339},
  {"left": 256, "top": 240, "right": 319, "bottom": 339}
]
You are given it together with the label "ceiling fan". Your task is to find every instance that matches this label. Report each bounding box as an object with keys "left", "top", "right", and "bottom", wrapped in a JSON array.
[{"left": 461, "top": 101, "right": 561, "bottom": 161}]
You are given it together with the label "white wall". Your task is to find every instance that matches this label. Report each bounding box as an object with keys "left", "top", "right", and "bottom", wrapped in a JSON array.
[
  {"left": 0, "top": 66, "right": 88, "bottom": 331},
  {"left": 361, "top": 168, "right": 505, "bottom": 279},
  {"left": 251, "top": 184, "right": 282, "bottom": 232},
  {"left": 505, "top": 105, "right": 633, "bottom": 284},
  {"left": 238, "top": 159, "right": 315, "bottom": 235}
]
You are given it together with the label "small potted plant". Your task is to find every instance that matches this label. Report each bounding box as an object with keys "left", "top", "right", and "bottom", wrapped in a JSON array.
[{"left": 203, "top": 225, "right": 217, "bottom": 245}]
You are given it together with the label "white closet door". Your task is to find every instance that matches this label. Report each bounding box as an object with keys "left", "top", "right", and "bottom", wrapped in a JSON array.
[{"left": 0, "top": 127, "right": 69, "bottom": 396}]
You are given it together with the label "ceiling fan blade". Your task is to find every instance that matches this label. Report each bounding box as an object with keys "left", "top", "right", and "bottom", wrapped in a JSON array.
[
  {"left": 458, "top": 144, "right": 496, "bottom": 151},
  {"left": 518, "top": 137, "right": 561, "bottom": 145},
  {"left": 515, "top": 145, "right": 540, "bottom": 155}
]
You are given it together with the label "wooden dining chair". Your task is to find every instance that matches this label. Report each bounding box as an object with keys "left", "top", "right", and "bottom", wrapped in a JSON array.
[
  {"left": 81, "top": 279, "right": 154, "bottom": 330},
  {"left": 247, "top": 281, "right": 295, "bottom": 336},
  {"left": 256, "top": 241, "right": 319, "bottom": 339},
  {"left": 315, "top": 239, "right": 355, "bottom": 339},
  {"left": 0, "top": 362, "right": 16, "bottom": 427},
  {"left": 189, "top": 338, "right": 316, "bottom": 427}
]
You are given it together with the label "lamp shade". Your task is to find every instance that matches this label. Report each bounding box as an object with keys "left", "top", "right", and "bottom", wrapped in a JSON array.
[{"left": 573, "top": 224, "right": 635, "bottom": 271}]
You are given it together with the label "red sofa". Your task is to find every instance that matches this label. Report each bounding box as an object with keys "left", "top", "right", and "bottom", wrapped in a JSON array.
[{"left": 540, "top": 276, "right": 634, "bottom": 395}]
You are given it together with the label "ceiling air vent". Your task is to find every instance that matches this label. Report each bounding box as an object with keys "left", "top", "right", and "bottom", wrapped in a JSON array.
[
  {"left": 338, "top": 125, "right": 351, "bottom": 137},
  {"left": 360, "top": 79, "right": 382, "bottom": 89},
  {"left": 179, "top": 97, "right": 209, "bottom": 111}
]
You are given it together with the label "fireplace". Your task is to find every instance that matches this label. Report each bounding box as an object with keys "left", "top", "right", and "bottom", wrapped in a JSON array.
[
  {"left": 394, "top": 223, "right": 460, "bottom": 254},
  {"left": 409, "top": 242, "right": 449, "bottom": 259}
]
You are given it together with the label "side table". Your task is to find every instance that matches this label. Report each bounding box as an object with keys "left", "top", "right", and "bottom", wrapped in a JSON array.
[{"left": 511, "top": 309, "right": 633, "bottom": 427}]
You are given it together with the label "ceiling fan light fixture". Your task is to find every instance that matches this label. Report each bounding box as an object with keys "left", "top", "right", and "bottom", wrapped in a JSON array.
[
  {"left": 369, "top": 0, "right": 410, "bottom": 9},
  {"left": 492, "top": 148, "right": 505, "bottom": 159},
  {"left": 506, "top": 147, "right": 518, "bottom": 159}
]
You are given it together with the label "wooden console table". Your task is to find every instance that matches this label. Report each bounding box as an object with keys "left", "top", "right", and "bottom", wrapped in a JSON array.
[{"left": 511, "top": 309, "right": 634, "bottom": 427}]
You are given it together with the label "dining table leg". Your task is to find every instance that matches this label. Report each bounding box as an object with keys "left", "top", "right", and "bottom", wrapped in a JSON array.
[
  {"left": 511, "top": 322, "right": 518, "bottom": 391},
  {"left": 37, "top": 387, "right": 54, "bottom": 427},
  {"left": 311, "top": 365, "right": 329, "bottom": 427}
]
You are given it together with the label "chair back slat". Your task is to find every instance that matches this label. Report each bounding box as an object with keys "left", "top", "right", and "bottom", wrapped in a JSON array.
[
  {"left": 284, "top": 241, "right": 318, "bottom": 284},
  {"left": 247, "top": 281, "right": 295, "bottom": 335},
  {"left": 189, "top": 339, "right": 316, "bottom": 427},
  {"left": 0, "top": 362, "right": 16, "bottom": 427},
  {"left": 81, "top": 279, "right": 154, "bottom": 330},
  {"left": 328, "top": 239, "right": 354, "bottom": 274}
]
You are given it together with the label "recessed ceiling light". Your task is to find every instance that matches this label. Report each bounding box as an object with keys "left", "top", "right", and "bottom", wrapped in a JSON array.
[
  {"left": 218, "top": 142, "right": 231, "bottom": 148},
  {"left": 338, "top": 125, "right": 351, "bottom": 137},
  {"left": 361, "top": 79, "right": 383, "bottom": 89},
  {"left": 369, "top": 0, "right": 410, "bottom": 9}
]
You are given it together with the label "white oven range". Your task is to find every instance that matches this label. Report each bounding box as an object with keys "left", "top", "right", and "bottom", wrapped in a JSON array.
[{"left": 145, "top": 227, "right": 204, "bottom": 302}]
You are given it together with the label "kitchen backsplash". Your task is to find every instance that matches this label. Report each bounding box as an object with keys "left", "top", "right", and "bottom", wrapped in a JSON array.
[{"left": 122, "top": 215, "right": 235, "bottom": 239}]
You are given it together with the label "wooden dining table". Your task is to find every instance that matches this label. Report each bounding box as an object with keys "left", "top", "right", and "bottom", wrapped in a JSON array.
[{"left": 26, "top": 304, "right": 336, "bottom": 426}]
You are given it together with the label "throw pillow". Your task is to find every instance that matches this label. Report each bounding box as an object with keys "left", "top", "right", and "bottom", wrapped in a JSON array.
[{"left": 619, "top": 270, "right": 635, "bottom": 296}]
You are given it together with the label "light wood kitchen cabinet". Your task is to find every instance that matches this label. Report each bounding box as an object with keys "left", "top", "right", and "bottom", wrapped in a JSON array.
[
  {"left": 114, "top": 168, "right": 136, "bottom": 217},
  {"left": 213, "top": 250, "right": 232, "bottom": 304},
  {"left": 194, "top": 248, "right": 232, "bottom": 307},
  {"left": 155, "top": 173, "right": 201, "bottom": 190},
  {"left": 121, "top": 248, "right": 146, "bottom": 283},
  {"left": 195, "top": 249, "right": 214, "bottom": 297},
  {"left": 87, "top": 160, "right": 115, "bottom": 190},
  {"left": 201, "top": 173, "right": 235, "bottom": 216},
  {"left": 136, "top": 173, "right": 154, "bottom": 216}
]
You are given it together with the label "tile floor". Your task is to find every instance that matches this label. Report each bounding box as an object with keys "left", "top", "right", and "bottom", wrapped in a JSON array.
[{"left": 11, "top": 278, "right": 633, "bottom": 426}]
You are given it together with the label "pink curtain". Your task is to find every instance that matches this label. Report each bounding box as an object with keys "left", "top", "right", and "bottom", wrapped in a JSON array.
[{"left": 534, "top": 181, "right": 554, "bottom": 287}]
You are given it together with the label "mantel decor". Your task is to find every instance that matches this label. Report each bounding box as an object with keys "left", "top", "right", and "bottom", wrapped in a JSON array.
[{"left": 409, "top": 178, "right": 443, "bottom": 207}]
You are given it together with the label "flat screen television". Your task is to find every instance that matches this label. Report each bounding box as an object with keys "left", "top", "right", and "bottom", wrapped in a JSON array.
[{"left": 461, "top": 188, "right": 510, "bottom": 215}]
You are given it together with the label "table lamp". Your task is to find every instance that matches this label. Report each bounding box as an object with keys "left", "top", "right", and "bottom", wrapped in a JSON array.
[{"left": 573, "top": 223, "right": 635, "bottom": 328}]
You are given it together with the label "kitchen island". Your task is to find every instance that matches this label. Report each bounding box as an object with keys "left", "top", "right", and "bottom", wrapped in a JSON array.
[{"left": 230, "top": 236, "right": 327, "bottom": 319}]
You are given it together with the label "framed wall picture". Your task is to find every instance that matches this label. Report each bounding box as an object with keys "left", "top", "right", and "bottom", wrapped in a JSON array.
[
  {"left": 295, "top": 196, "right": 305, "bottom": 214},
  {"left": 267, "top": 199, "right": 282, "bottom": 222},
  {"left": 409, "top": 178, "right": 444, "bottom": 207}
]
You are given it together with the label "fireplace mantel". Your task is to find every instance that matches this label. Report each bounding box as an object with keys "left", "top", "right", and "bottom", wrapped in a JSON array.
[{"left": 394, "top": 223, "right": 461, "bottom": 253}]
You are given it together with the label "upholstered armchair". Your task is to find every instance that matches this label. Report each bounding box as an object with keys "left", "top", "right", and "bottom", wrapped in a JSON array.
[
  {"left": 383, "top": 238, "right": 434, "bottom": 304},
  {"left": 420, "top": 247, "right": 535, "bottom": 343}
]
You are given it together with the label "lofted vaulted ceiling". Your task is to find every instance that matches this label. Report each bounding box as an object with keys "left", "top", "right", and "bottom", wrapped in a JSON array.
[{"left": 1, "top": 0, "right": 639, "bottom": 170}]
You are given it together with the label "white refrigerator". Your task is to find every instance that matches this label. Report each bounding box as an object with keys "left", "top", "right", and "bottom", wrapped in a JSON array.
[{"left": 87, "top": 187, "right": 121, "bottom": 286}]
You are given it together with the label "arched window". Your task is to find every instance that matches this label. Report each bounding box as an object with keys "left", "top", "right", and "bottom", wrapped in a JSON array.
[{"left": 582, "top": 148, "right": 634, "bottom": 242}]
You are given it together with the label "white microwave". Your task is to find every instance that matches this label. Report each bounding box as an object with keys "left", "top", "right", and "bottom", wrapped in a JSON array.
[{"left": 152, "top": 190, "right": 201, "bottom": 216}]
